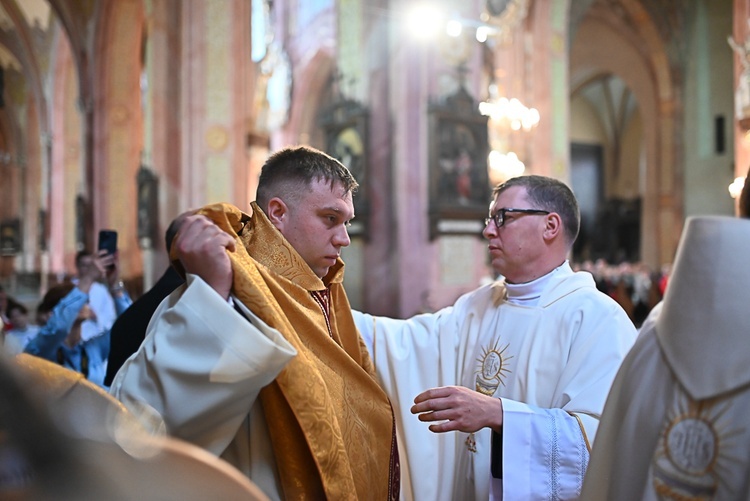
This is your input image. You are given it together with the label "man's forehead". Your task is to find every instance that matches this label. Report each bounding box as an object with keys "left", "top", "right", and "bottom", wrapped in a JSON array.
[
  {"left": 495, "top": 186, "right": 527, "bottom": 203},
  {"left": 309, "top": 178, "right": 352, "bottom": 198},
  {"left": 305, "top": 182, "right": 354, "bottom": 215},
  {"left": 325, "top": 197, "right": 355, "bottom": 219}
]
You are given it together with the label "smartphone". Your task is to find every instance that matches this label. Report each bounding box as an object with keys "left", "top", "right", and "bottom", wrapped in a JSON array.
[{"left": 98, "top": 229, "right": 118, "bottom": 256}]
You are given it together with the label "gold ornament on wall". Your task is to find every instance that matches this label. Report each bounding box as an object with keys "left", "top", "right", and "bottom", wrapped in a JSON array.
[
  {"left": 480, "top": 0, "right": 530, "bottom": 46},
  {"left": 205, "top": 126, "right": 229, "bottom": 151},
  {"left": 110, "top": 104, "right": 130, "bottom": 125}
]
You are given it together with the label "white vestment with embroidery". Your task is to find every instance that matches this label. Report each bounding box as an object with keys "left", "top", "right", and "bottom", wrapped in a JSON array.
[
  {"left": 354, "top": 262, "right": 637, "bottom": 500},
  {"left": 580, "top": 216, "right": 750, "bottom": 501}
]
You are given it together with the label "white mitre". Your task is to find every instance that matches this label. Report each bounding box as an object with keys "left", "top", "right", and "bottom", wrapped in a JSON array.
[{"left": 656, "top": 215, "right": 750, "bottom": 401}]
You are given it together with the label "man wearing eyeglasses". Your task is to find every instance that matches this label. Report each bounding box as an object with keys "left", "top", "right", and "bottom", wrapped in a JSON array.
[{"left": 354, "top": 175, "right": 637, "bottom": 500}]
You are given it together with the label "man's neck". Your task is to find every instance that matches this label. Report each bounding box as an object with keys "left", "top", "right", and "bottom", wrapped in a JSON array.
[
  {"left": 505, "top": 261, "right": 569, "bottom": 305},
  {"left": 504, "top": 257, "right": 567, "bottom": 285}
]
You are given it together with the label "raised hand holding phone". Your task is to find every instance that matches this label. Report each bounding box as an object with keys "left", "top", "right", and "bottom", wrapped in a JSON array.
[
  {"left": 98, "top": 229, "right": 118, "bottom": 257},
  {"left": 97, "top": 229, "right": 123, "bottom": 293}
]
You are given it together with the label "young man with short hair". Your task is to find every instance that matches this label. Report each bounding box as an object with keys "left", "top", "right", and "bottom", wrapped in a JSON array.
[{"left": 112, "top": 146, "right": 399, "bottom": 500}]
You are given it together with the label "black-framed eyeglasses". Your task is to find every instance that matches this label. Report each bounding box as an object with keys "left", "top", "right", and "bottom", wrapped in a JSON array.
[{"left": 484, "top": 208, "right": 551, "bottom": 228}]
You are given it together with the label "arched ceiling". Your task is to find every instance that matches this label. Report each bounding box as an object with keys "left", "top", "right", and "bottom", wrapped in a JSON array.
[
  {"left": 1, "top": 0, "right": 50, "bottom": 28},
  {"left": 0, "top": 0, "right": 95, "bottom": 146},
  {"left": 0, "top": 0, "right": 55, "bottom": 140},
  {"left": 0, "top": 0, "right": 51, "bottom": 69}
]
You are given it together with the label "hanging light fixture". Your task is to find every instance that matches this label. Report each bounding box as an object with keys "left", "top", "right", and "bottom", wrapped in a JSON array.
[
  {"left": 480, "top": 84, "right": 539, "bottom": 183},
  {"left": 488, "top": 150, "right": 525, "bottom": 184},
  {"left": 478, "top": 84, "right": 539, "bottom": 132},
  {"left": 729, "top": 176, "right": 746, "bottom": 198}
]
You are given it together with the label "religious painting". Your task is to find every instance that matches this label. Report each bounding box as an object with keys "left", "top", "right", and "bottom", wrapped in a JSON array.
[
  {"left": 137, "top": 166, "right": 159, "bottom": 247},
  {"left": 319, "top": 96, "right": 369, "bottom": 239},
  {"left": 330, "top": 126, "right": 365, "bottom": 190},
  {"left": 728, "top": 35, "right": 750, "bottom": 130},
  {"left": 38, "top": 209, "right": 47, "bottom": 252},
  {"left": 436, "top": 122, "right": 487, "bottom": 205},
  {"left": 0, "top": 219, "right": 20, "bottom": 256},
  {"left": 428, "top": 86, "right": 490, "bottom": 240}
]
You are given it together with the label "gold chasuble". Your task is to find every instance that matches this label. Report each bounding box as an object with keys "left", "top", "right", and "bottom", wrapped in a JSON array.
[{"left": 197, "top": 203, "right": 399, "bottom": 500}]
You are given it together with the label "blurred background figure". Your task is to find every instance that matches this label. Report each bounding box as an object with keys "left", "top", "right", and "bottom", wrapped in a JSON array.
[
  {"left": 24, "top": 251, "right": 131, "bottom": 389},
  {"left": 2, "top": 302, "right": 40, "bottom": 355},
  {"left": 572, "top": 258, "right": 666, "bottom": 329},
  {"left": 0, "top": 286, "right": 11, "bottom": 332},
  {"left": 73, "top": 251, "right": 117, "bottom": 343}
]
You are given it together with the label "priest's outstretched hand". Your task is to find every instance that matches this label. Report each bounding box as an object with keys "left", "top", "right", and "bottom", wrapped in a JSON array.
[{"left": 411, "top": 385, "right": 504, "bottom": 434}]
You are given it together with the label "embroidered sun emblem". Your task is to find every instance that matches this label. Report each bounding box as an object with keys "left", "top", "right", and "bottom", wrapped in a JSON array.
[
  {"left": 474, "top": 340, "right": 512, "bottom": 396},
  {"left": 653, "top": 394, "right": 739, "bottom": 500}
]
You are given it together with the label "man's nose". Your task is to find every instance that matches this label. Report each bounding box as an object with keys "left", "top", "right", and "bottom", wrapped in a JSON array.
[
  {"left": 482, "top": 222, "right": 497, "bottom": 239},
  {"left": 333, "top": 226, "right": 351, "bottom": 247}
]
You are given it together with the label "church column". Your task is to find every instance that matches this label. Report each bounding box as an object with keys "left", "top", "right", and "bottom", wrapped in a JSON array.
[{"left": 180, "top": 0, "right": 250, "bottom": 209}]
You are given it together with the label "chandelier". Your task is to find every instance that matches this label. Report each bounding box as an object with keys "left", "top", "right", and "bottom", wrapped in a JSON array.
[
  {"left": 479, "top": 84, "right": 539, "bottom": 183},
  {"left": 479, "top": 92, "right": 539, "bottom": 132},
  {"left": 488, "top": 151, "right": 525, "bottom": 180},
  {"left": 729, "top": 176, "right": 746, "bottom": 198}
]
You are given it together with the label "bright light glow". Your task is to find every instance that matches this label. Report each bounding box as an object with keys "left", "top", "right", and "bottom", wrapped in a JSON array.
[
  {"left": 479, "top": 96, "right": 540, "bottom": 132},
  {"left": 523, "top": 108, "right": 540, "bottom": 130},
  {"left": 729, "top": 176, "right": 746, "bottom": 198},
  {"left": 446, "top": 20, "right": 462, "bottom": 37},
  {"left": 408, "top": 4, "right": 444, "bottom": 40},
  {"left": 489, "top": 150, "right": 525, "bottom": 181},
  {"left": 476, "top": 26, "right": 490, "bottom": 43}
]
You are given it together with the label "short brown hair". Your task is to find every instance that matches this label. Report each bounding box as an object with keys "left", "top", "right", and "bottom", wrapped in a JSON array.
[
  {"left": 493, "top": 175, "right": 581, "bottom": 246},
  {"left": 256, "top": 146, "right": 358, "bottom": 210}
]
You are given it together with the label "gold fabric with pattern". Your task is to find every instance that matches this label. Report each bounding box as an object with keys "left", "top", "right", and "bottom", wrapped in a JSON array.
[{"left": 196, "top": 202, "right": 398, "bottom": 500}]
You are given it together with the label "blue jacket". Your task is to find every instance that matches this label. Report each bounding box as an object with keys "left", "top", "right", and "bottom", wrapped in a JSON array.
[{"left": 25, "top": 286, "right": 132, "bottom": 388}]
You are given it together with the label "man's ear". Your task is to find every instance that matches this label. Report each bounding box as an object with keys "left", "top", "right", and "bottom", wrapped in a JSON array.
[
  {"left": 266, "top": 197, "right": 288, "bottom": 231},
  {"left": 542, "top": 213, "right": 563, "bottom": 241}
]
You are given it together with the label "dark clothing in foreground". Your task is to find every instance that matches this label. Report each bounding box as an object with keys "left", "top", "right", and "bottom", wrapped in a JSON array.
[{"left": 104, "top": 266, "right": 183, "bottom": 386}]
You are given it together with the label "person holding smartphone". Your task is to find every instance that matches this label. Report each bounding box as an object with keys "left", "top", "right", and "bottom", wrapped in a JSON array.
[
  {"left": 25, "top": 250, "right": 131, "bottom": 388},
  {"left": 72, "top": 229, "right": 121, "bottom": 344}
]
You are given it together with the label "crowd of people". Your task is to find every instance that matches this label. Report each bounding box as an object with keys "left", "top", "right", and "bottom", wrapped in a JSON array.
[
  {"left": 1, "top": 250, "right": 129, "bottom": 388},
  {"left": 573, "top": 258, "right": 670, "bottom": 328},
  {"left": 1, "top": 147, "right": 749, "bottom": 499}
]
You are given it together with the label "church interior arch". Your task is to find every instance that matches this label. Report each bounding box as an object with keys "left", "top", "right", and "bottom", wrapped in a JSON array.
[
  {"left": 570, "top": 0, "right": 678, "bottom": 269},
  {"left": 570, "top": 73, "right": 642, "bottom": 264}
]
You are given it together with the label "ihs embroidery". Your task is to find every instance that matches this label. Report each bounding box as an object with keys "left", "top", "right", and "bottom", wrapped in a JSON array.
[
  {"left": 652, "top": 393, "right": 734, "bottom": 500},
  {"left": 466, "top": 339, "right": 512, "bottom": 453},
  {"left": 475, "top": 339, "right": 512, "bottom": 396}
]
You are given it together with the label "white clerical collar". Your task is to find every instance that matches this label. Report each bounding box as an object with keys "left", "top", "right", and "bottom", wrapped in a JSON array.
[{"left": 505, "top": 261, "right": 569, "bottom": 306}]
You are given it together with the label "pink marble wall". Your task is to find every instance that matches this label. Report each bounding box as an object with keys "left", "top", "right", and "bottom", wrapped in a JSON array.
[{"left": 734, "top": 0, "right": 750, "bottom": 189}]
